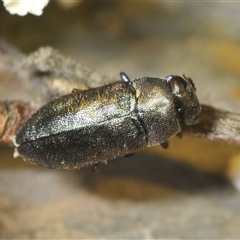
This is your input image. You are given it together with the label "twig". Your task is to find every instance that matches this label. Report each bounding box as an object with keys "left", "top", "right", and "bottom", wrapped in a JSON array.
[
  {"left": 183, "top": 104, "right": 240, "bottom": 145},
  {"left": 0, "top": 101, "right": 35, "bottom": 146}
]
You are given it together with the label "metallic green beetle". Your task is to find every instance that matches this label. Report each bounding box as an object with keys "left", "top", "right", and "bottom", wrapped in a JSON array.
[{"left": 14, "top": 73, "right": 201, "bottom": 169}]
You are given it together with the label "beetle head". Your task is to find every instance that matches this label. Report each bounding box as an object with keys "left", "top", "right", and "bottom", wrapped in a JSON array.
[{"left": 166, "top": 75, "right": 201, "bottom": 125}]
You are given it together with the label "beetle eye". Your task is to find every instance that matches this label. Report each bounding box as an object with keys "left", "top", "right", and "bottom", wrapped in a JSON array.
[
  {"left": 166, "top": 75, "right": 188, "bottom": 95},
  {"left": 173, "top": 77, "right": 187, "bottom": 94}
]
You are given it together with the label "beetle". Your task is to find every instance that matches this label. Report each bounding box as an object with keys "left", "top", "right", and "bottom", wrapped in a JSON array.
[{"left": 13, "top": 73, "right": 201, "bottom": 170}]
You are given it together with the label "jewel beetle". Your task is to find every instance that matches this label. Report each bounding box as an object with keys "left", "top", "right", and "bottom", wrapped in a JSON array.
[{"left": 13, "top": 73, "right": 201, "bottom": 170}]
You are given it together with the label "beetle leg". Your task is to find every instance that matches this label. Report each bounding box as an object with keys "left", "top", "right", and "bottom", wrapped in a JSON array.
[
  {"left": 161, "top": 141, "right": 169, "bottom": 149},
  {"left": 120, "top": 72, "right": 135, "bottom": 94},
  {"left": 124, "top": 153, "right": 135, "bottom": 158},
  {"left": 176, "top": 132, "right": 182, "bottom": 138},
  {"left": 72, "top": 88, "right": 81, "bottom": 94},
  {"left": 92, "top": 163, "right": 99, "bottom": 173}
]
